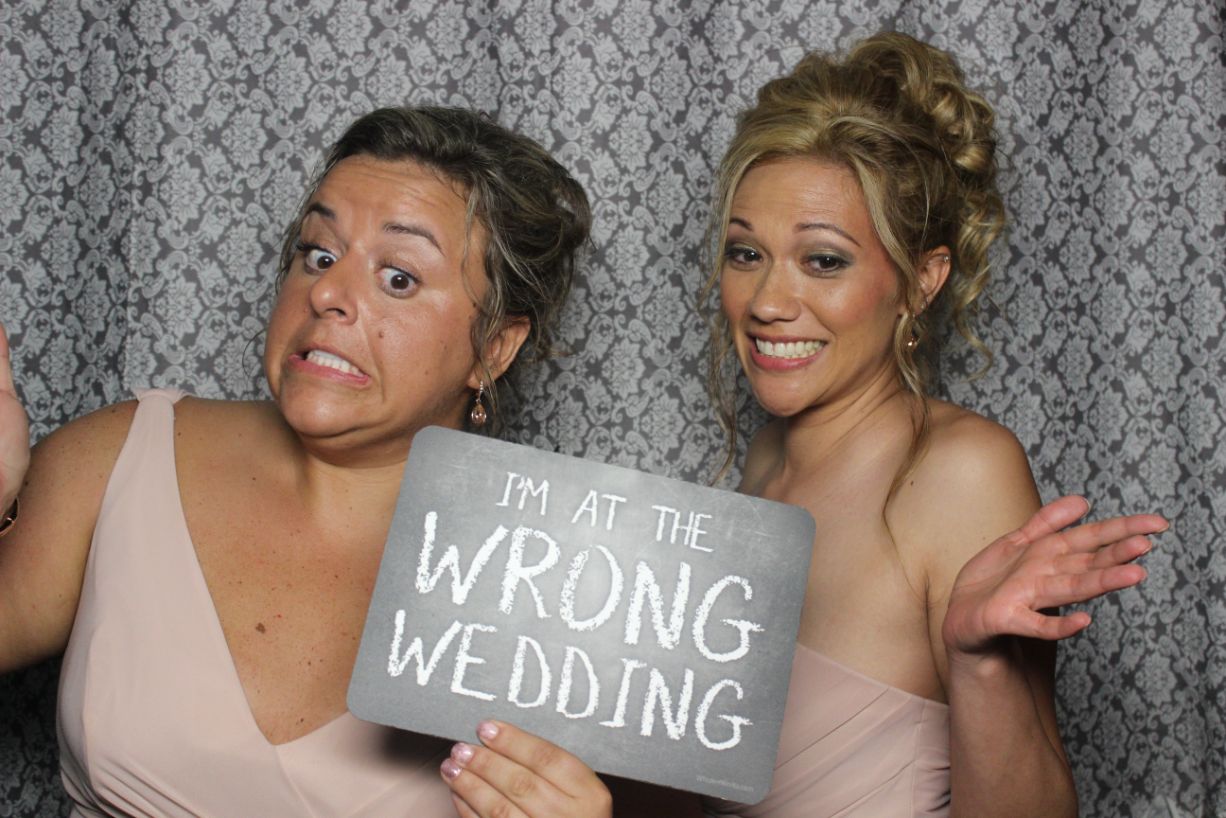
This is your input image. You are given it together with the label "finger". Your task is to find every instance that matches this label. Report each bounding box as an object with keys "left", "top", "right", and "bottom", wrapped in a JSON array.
[
  {"left": 451, "top": 793, "right": 480, "bottom": 818},
  {"left": 1056, "top": 515, "right": 1168, "bottom": 554},
  {"left": 0, "top": 323, "right": 14, "bottom": 396},
  {"left": 442, "top": 745, "right": 533, "bottom": 818},
  {"left": 1005, "top": 607, "right": 1093, "bottom": 641},
  {"left": 475, "top": 720, "right": 599, "bottom": 798},
  {"left": 1031, "top": 564, "right": 1148, "bottom": 610},
  {"left": 451, "top": 793, "right": 477, "bottom": 818},
  {"left": 1087, "top": 535, "right": 1154, "bottom": 569},
  {"left": 1050, "top": 535, "right": 1153, "bottom": 575}
]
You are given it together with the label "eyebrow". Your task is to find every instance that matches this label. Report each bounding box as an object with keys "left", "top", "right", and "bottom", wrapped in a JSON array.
[
  {"left": 729, "top": 216, "right": 861, "bottom": 248},
  {"left": 304, "top": 203, "right": 444, "bottom": 254}
]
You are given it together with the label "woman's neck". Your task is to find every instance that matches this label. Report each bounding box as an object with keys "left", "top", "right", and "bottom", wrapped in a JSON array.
[
  {"left": 261, "top": 405, "right": 418, "bottom": 523},
  {"left": 777, "top": 367, "right": 911, "bottom": 478}
]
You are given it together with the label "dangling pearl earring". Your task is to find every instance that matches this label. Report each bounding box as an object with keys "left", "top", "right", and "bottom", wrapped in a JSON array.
[
  {"left": 469, "top": 382, "right": 488, "bottom": 427},
  {"left": 904, "top": 313, "right": 920, "bottom": 350}
]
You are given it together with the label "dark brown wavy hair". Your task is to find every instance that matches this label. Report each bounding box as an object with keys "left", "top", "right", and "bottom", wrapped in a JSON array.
[{"left": 278, "top": 106, "right": 591, "bottom": 432}]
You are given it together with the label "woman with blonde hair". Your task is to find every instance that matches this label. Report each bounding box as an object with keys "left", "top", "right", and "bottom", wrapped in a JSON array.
[{"left": 702, "top": 32, "right": 1164, "bottom": 817}]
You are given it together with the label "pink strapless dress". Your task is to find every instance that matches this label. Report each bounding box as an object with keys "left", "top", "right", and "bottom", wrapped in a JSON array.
[
  {"left": 57, "top": 389, "right": 458, "bottom": 817},
  {"left": 702, "top": 644, "right": 950, "bottom": 817}
]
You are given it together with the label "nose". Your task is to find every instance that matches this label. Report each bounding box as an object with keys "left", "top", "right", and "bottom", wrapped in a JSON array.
[
  {"left": 746, "top": 263, "right": 801, "bottom": 323},
  {"left": 306, "top": 258, "right": 360, "bottom": 322}
]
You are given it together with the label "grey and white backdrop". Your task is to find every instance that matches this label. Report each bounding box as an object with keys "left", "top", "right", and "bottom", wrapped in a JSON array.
[{"left": 1, "top": 1, "right": 1222, "bottom": 816}]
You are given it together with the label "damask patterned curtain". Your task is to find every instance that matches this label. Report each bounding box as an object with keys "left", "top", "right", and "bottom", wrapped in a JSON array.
[{"left": 2, "top": 1, "right": 1221, "bottom": 815}]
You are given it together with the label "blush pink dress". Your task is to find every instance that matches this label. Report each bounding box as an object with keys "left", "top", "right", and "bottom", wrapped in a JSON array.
[
  {"left": 702, "top": 645, "right": 951, "bottom": 817},
  {"left": 57, "top": 389, "right": 457, "bottom": 817}
]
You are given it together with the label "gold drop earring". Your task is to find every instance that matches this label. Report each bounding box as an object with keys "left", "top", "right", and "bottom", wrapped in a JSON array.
[{"left": 470, "top": 382, "right": 488, "bottom": 427}]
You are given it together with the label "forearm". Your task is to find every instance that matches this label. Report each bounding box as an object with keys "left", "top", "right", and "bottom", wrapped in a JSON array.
[{"left": 947, "top": 639, "right": 1077, "bottom": 818}]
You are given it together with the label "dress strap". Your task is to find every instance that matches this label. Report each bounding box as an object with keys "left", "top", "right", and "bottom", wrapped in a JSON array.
[{"left": 133, "top": 387, "right": 188, "bottom": 405}]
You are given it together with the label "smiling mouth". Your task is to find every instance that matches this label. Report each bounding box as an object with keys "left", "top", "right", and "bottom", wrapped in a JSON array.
[
  {"left": 754, "top": 338, "right": 826, "bottom": 359},
  {"left": 304, "top": 349, "right": 364, "bottom": 376}
]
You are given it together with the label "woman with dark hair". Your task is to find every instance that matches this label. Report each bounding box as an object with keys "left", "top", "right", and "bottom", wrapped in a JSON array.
[
  {"left": 700, "top": 32, "right": 1164, "bottom": 817},
  {"left": 0, "top": 106, "right": 617, "bottom": 818}
]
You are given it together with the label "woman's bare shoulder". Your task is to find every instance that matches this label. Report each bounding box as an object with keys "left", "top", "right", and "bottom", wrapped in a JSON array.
[
  {"left": 0, "top": 399, "right": 144, "bottom": 669},
  {"left": 174, "top": 394, "right": 276, "bottom": 422},
  {"left": 174, "top": 396, "right": 286, "bottom": 460},
  {"left": 33, "top": 395, "right": 274, "bottom": 478},
  {"left": 889, "top": 399, "right": 1041, "bottom": 586},
  {"left": 34, "top": 399, "right": 139, "bottom": 471},
  {"left": 920, "top": 400, "right": 1033, "bottom": 480}
]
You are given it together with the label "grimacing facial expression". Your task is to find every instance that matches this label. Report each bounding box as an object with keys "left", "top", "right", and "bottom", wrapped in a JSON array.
[
  {"left": 720, "top": 157, "right": 906, "bottom": 419},
  {"left": 264, "top": 155, "right": 492, "bottom": 457}
]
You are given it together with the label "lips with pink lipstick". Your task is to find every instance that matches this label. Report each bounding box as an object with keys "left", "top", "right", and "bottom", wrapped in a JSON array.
[
  {"left": 748, "top": 336, "right": 827, "bottom": 370},
  {"left": 289, "top": 347, "right": 370, "bottom": 384}
]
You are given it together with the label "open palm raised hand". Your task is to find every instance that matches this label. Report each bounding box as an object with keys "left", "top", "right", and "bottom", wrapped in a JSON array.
[
  {"left": 0, "top": 324, "right": 29, "bottom": 508},
  {"left": 941, "top": 496, "right": 1168, "bottom": 656}
]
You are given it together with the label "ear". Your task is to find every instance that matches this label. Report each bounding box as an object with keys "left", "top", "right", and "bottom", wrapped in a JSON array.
[
  {"left": 467, "top": 317, "right": 531, "bottom": 390},
  {"left": 913, "top": 245, "right": 953, "bottom": 315}
]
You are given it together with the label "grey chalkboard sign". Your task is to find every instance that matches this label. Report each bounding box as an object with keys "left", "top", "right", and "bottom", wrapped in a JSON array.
[{"left": 348, "top": 427, "right": 815, "bottom": 803}]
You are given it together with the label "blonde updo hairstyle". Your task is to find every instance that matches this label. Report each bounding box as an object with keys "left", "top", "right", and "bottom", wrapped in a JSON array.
[{"left": 704, "top": 31, "right": 1005, "bottom": 480}]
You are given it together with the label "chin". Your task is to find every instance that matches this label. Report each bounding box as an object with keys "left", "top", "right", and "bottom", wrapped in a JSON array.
[
  {"left": 749, "top": 389, "right": 814, "bottom": 419},
  {"left": 279, "top": 405, "right": 352, "bottom": 440},
  {"left": 276, "top": 383, "right": 361, "bottom": 434}
]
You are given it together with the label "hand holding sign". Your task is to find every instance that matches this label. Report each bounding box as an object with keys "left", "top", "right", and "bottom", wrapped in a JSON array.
[
  {"left": 442, "top": 720, "right": 612, "bottom": 818},
  {"left": 350, "top": 427, "right": 815, "bottom": 803}
]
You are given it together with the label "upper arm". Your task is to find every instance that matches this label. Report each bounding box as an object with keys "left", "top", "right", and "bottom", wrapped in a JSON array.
[
  {"left": 890, "top": 416, "right": 1043, "bottom": 673},
  {"left": 0, "top": 401, "right": 136, "bottom": 673},
  {"left": 890, "top": 414, "right": 1066, "bottom": 749},
  {"left": 902, "top": 417, "right": 1041, "bottom": 596}
]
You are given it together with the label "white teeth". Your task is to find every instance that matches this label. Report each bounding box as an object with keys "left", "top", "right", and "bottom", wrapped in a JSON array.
[
  {"left": 305, "top": 349, "right": 362, "bottom": 375},
  {"left": 754, "top": 339, "right": 825, "bottom": 359}
]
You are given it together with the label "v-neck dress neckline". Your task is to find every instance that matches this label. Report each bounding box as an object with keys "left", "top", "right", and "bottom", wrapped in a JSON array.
[{"left": 58, "top": 389, "right": 455, "bottom": 817}]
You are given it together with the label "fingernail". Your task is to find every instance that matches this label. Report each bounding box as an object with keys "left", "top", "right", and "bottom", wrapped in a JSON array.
[
  {"left": 440, "top": 758, "right": 462, "bottom": 781},
  {"left": 451, "top": 742, "right": 474, "bottom": 765},
  {"left": 477, "top": 720, "right": 499, "bottom": 742}
]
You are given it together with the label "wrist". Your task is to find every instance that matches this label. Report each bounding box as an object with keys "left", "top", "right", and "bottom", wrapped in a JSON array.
[{"left": 946, "top": 636, "right": 1023, "bottom": 682}]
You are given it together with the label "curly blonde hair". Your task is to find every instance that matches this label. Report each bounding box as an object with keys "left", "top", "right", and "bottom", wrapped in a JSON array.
[{"left": 703, "top": 31, "right": 1005, "bottom": 481}]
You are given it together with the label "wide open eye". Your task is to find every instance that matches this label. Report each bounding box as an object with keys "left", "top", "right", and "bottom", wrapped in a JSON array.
[
  {"left": 299, "top": 244, "right": 338, "bottom": 273},
  {"left": 377, "top": 267, "right": 419, "bottom": 297}
]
